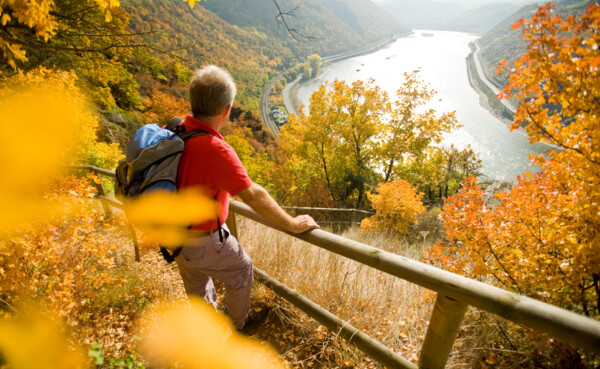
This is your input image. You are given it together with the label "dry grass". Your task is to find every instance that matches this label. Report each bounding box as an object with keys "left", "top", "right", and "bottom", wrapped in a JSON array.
[{"left": 237, "top": 218, "right": 437, "bottom": 367}]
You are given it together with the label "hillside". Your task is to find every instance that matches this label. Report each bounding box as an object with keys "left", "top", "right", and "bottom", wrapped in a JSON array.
[
  {"left": 437, "top": 3, "right": 522, "bottom": 34},
  {"left": 378, "top": 0, "right": 522, "bottom": 34},
  {"left": 318, "top": 0, "right": 407, "bottom": 41},
  {"left": 124, "top": 0, "right": 295, "bottom": 111},
  {"left": 478, "top": 0, "right": 593, "bottom": 85},
  {"left": 201, "top": 0, "right": 408, "bottom": 57}
]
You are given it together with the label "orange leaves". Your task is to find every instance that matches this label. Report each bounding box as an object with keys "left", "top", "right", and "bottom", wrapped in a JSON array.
[
  {"left": 142, "top": 88, "right": 189, "bottom": 126},
  {"left": 500, "top": 3, "right": 600, "bottom": 159},
  {"left": 455, "top": 5, "right": 600, "bottom": 319}
]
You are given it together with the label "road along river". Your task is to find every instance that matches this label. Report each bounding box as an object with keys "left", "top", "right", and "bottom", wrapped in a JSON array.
[{"left": 293, "top": 30, "right": 551, "bottom": 181}]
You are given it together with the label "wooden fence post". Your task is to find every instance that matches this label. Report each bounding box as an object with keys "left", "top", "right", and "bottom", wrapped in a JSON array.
[
  {"left": 127, "top": 221, "right": 141, "bottom": 262},
  {"left": 418, "top": 293, "right": 468, "bottom": 369},
  {"left": 88, "top": 169, "right": 111, "bottom": 216},
  {"left": 226, "top": 210, "right": 238, "bottom": 239}
]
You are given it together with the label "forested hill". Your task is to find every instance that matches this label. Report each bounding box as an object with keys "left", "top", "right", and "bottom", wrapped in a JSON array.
[
  {"left": 124, "top": 0, "right": 295, "bottom": 111},
  {"left": 478, "top": 0, "right": 593, "bottom": 86},
  {"left": 201, "top": 0, "right": 409, "bottom": 57}
]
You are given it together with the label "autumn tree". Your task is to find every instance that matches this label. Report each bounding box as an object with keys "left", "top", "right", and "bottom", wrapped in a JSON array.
[
  {"left": 308, "top": 54, "right": 321, "bottom": 78},
  {"left": 279, "top": 79, "right": 387, "bottom": 208},
  {"left": 300, "top": 63, "right": 311, "bottom": 82},
  {"left": 426, "top": 3, "right": 600, "bottom": 363},
  {"left": 142, "top": 89, "right": 189, "bottom": 126},
  {"left": 0, "top": 0, "right": 151, "bottom": 109},
  {"left": 361, "top": 179, "right": 425, "bottom": 237},
  {"left": 400, "top": 145, "right": 481, "bottom": 204},
  {"left": 278, "top": 74, "right": 472, "bottom": 208},
  {"left": 224, "top": 126, "right": 276, "bottom": 194},
  {"left": 378, "top": 72, "right": 458, "bottom": 182}
]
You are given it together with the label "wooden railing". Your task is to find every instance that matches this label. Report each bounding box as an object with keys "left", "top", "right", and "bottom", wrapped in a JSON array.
[
  {"left": 74, "top": 165, "right": 600, "bottom": 369},
  {"left": 281, "top": 206, "right": 374, "bottom": 228}
]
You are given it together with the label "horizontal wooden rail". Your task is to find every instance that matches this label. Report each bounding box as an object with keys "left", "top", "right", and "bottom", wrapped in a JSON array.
[
  {"left": 254, "top": 267, "right": 417, "bottom": 369},
  {"left": 70, "top": 165, "right": 116, "bottom": 178},
  {"left": 282, "top": 206, "right": 374, "bottom": 215},
  {"left": 230, "top": 199, "right": 600, "bottom": 356}
]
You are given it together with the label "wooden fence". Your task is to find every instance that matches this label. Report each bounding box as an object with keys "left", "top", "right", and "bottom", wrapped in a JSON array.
[
  {"left": 74, "top": 165, "right": 600, "bottom": 369},
  {"left": 281, "top": 206, "right": 374, "bottom": 228}
]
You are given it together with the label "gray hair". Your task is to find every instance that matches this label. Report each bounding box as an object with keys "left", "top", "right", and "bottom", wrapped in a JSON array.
[{"left": 189, "top": 65, "right": 237, "bottom": 118}]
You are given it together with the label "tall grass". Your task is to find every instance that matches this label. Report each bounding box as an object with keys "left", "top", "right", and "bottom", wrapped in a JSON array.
[{"left": 237, "top": 218, "right": 437, "bottom": 366}]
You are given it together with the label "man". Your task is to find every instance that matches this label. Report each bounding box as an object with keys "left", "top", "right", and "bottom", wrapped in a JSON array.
[{"left": 176, "top": 65, "right": 320, "bottom": 331}]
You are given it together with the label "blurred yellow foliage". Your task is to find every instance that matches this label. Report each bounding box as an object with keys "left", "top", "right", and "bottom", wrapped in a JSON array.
[
  {"left": 140, "top": 297, "right": 286, "bottom": 369},
  {"left": 125, "top": 188, "right": 216, "bottom": 247},
  {"left": 0, "top": 313, "right": 84, "bottom": 369},
  {"left": 0, "top": 68, "right": 122, "bottom": 234}
]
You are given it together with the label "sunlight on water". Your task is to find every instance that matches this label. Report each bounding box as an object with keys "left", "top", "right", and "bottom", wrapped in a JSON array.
[{"left": 296, "top": 30, "right": 551, "bottom": 181}]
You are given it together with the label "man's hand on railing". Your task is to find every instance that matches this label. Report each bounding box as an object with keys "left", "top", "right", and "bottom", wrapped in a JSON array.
[{"left": 290, "top": 214, "right": 320, "bottom": 234}]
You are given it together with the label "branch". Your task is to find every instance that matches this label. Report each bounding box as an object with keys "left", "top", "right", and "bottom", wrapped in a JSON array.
[{"left": 272, "top": 0, "right": 317, "bottom": 43}]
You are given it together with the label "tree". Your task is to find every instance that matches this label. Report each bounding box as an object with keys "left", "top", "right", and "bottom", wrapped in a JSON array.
[
  {"left": 0, "top": 0, "right": 120, "bottom": 69},
  {"left": 378, "top": 72, "right": 458, "bottom": 183},
  {"left": 0, "top": 0, "right": 150, "bottom": 109},
  {"left": 361, "top": 179, "right": 425, "bottom": 237},
  {"left": 300, "top": 63, "right": 311, "bottom": 82},
  {"left": 307, "top": 54, "right": 321, "bottom": 78},
  {"left": 426, "top": 3, "right": 600, "bottom": 363},
  {"left": 279, "top": 79, "right": 387, "bottom": 208},
  {"left": 142, "top": 89, "right": 189, "bottom": 126},
  {"left": 224, "top": 126, "right": 276, "bottom": 194},
  {"left": 278, "top": 74, "right": 468, "bottom": 209}
]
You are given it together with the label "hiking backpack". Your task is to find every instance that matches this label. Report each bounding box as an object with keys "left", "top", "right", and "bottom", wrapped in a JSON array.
[{"left": 115, "top": 123, "right": 216, "bottom": 263}]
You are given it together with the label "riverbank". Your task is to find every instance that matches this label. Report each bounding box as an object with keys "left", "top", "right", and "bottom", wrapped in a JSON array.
[{"left": 465, "top": 50, "right": 514, "bottom": 126}]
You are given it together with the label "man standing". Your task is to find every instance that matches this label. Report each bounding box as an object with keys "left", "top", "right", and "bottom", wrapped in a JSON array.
[{"left": 176, "top": 65, "right": 320, "bottom": 331}]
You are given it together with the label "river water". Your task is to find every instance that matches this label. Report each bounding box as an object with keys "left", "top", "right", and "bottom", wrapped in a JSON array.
[{"left": 295, "top": 30, "right": 551, "bottom": 181}]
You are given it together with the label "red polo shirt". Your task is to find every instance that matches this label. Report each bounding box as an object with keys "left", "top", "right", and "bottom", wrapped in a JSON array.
[{"left": 177, "top": 115, "right": 252, "bottom": 232}]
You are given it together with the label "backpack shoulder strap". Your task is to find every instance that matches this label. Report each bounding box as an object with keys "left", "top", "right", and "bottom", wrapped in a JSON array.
[{"left": 177, "top": 128, "right": 217, "bottom": 141}]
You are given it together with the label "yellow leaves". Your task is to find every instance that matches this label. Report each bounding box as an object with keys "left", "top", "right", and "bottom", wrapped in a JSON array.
[
  {"left": 501, "top": 3, "right": 600, "bottom": 158},
  {"left": 361, "top": 180, "right": 425, "bottom": 237},
  {"left": 0, "top": 313, "right": 84, "bottom": 369},
  {"left": 125, "top": 188, "right": 216, "bottom": 247},
  {"left": 92, "top": 0, "right": 121, "bottom": 22},
  {"left": 183, "top": 0, "right": 206, "bottom": 9},
  {"left": 139, "top": 297, "right": 286, "bottom": 369},
  {"left": 0, "top": 69, "right": 94, "bottom": 233}
]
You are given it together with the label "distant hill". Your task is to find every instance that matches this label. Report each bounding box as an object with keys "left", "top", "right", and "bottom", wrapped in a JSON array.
[
  {"left": 318, "top": 0, "right": 406, "bottom": 41},
  {"left": 438, "top": 3, "right": 522, "bottom": 34},
  {"left": 378, "top": 0, "right": 522, "bottom": 34},
  {"left": 377, "top": 0, "right": 466, "bottom": 30},
  {"left": 477, "top": 0, "right": 593, "bottom": 86},
  {"left": 201, "top": 0, "right": 408, "bottom": 57}
]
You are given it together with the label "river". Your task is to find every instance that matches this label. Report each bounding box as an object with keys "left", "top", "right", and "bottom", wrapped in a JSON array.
[{"left": 295, "top": 30, "right": 551, "bottom": 181}]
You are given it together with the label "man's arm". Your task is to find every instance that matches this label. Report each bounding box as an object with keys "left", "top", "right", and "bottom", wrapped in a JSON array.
[{"left": 238, "top": 182, "right": 320, "bottom": 234}]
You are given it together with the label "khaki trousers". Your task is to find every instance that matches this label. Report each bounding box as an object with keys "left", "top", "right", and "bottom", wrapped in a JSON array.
[{"left": 175, "top": 224, "right": 253, "bottom": 330}]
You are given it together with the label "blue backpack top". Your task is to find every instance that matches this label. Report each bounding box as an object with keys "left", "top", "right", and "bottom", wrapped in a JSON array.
[{"left": 115, "top": 123, "right": 213, "bottom": 199}]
